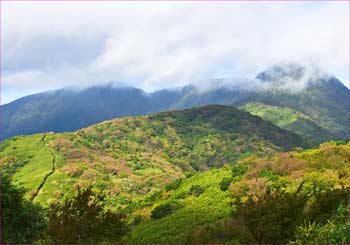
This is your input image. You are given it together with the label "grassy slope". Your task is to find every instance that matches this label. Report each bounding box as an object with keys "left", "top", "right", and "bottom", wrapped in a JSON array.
[
  {"left": 241, "top": 102, "right": 334, "bottom": 143},
  {"left": 0, "top": 105, "right": 308, "bottom": 209},
  {"left": 129, "top": 168, "right": 232, "bottom": 243},
  {"left": 0, "top": 134, "right": 71, "bottom": 204},
  {"left": 0, "top": 135, "right": 53, "bottom": 198}
]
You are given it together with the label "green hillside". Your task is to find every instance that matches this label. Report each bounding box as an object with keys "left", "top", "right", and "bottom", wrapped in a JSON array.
[
  {"left": 128, "top": 140, "right": 350, "bottom": 244},
  {"left": 1, "top": 105, "right": 348, "bottom": 244},
  {"left": 0, "top": 105, "right": 308, "bottom": 209},
  {"left": 241, "top": 102, "right": 334, "bottom": 143}
]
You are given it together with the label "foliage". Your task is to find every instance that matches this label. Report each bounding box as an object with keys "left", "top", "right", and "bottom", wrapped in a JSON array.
[
  {"left": 184, "top": 141, "right": 350, "bottom": 244},
  {"left": 130, "top": 168, "right": 232, "bottom": 243},
  {"left": 151, "top": 203, "right": 176, "bottom": 220},
  {"left": 233, "top": 186, "right": 308, "bottom": 244},
  {"left": 165, "top": 179, "right": 182, "bottom": 192},
  {"left": 189, "top": 184, "right": 205, "bottom": 196},
  {"left": 220, "top": 177, "right": 233, "bottom": 191},
  {"left": 231, "top": 164, "right": 249, "bottom": 177},
  {"left": 292, "top": 203, "right": 350, "bottom": 244},
  {"left": 1, "top": 174, "right": 46, "bottom": 243},
  {"left": 45, "top": 187, "right": 128, "bottom": 243},
  {"left": 233, "top": 185, "right": 350, "bottom": 244}
]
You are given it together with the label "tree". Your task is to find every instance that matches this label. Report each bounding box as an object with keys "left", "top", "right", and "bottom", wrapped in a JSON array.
[
  {"left": 46, "top": 187, "right": 128, "bottom": 243},
  {"left": 1, "top": 174, "right": 46, "bottom": 243}
]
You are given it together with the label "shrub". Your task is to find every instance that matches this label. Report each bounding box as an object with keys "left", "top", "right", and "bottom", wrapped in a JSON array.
[
  {"left": 189, "top": 185, "right": 205, "bottom": 197},
  {"left": 234, "top": 186, "right": 308, "bottom": 244},
  {"left": 231, "top": 164, "right": 249, "bottom": 177},
  {"left": 220, "top": 177, "right": 233, "bottom": 191},
  {"left": 292, "top": 203, "right": 350, "bottom": 244},
  {"left": 165, "top": 179, "right": 182, "bottom": 192},
  {"left": 151, "top": 203, "right": 175, "bottom": 220}
]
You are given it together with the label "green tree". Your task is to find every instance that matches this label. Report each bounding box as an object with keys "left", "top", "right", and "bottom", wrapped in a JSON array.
[
  {"left": 1, "top": 174, "right": 46, "bottom": 243},
  {"left": 46, "top": 187, "right": 128, "bottom": 243}
]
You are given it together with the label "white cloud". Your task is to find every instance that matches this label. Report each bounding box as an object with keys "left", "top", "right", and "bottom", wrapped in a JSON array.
[{"left": 1, "top": 1, "right": 349, "bottom": 103}]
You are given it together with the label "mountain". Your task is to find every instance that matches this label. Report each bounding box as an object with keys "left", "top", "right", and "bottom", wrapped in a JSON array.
[
  {"left": 1, "top": 85, "right": 183, "bottom": 140},
  {"left": 2, "top": 63, "right": 349, "bottom": 141},
  {"left": 241, "top": 63, "right": 350, "bottom": 139},
  {"left": 0, "top": 105, "right": 309, "bottom": 206}
]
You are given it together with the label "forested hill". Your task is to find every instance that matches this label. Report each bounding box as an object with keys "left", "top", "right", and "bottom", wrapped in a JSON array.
[
  {"left": 1, "top": 105, "right": 349, "bottom": 244},
  {"left": 0, "top": 105, "right": 308, "bottom": 207}
]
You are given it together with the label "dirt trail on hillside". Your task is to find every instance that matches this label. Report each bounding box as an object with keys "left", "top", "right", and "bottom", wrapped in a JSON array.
[{"left": 30, "top": 135, "right": 56, "bottom": 202}]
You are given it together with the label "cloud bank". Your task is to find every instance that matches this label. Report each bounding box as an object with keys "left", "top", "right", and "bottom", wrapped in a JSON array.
[{"left": 1, "top": 1, "right": 349, "bottom": 104}]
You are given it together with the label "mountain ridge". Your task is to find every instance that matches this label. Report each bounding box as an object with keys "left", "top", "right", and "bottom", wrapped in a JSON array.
[{"left": 2, "top": 64, "right": 349, "bottom": 141}]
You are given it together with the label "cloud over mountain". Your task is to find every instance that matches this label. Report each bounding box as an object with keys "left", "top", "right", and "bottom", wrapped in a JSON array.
[{"left": 2, "top": 2, "right": 349, "bottom": 103}]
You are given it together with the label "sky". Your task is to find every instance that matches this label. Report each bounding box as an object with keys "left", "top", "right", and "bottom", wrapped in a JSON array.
[{"left": 1, "top": 1, "right": 349, "bottom": 104}]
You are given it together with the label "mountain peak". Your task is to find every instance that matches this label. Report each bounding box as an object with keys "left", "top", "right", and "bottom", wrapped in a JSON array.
[
  {"left": 255, "top": 62, "right": 336, "bottom": 91},
  {"left": 256, "top": 63, "right": 306, "bottom": 82}
]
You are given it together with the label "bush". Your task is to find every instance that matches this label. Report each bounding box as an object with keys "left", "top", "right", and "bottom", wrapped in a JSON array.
[
  {"left": 189, "top": 185, "right": 205, "bottom": 197},
  {"left": 234, "top": 186, "right": 308, "bottom": 244},
  {"left": 220, "top": 177, "right": 233, "bottom": 191},
  {"left": 151, "top": 203, "right": 175, "bottom": 220},
  {"left": 292, "top": 203, "right": 350, "bottom": 244},
  {"left": 233, "top": 185, "right": 350, "bottom": 244},
  {"left": 231, "top": 164, "right": 249, "bottom": 177},
  {"left": 165, "top": 179, "right": 182, "bottom": 192}
]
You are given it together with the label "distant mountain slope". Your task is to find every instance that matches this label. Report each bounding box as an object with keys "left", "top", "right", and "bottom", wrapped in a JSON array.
[
  {"left": 172, "top": 85, "right": 251, "bottom": 109},
  {"left": 2, "top": 63, "right": 349, "bottom": 140},
  {"left": 240, "top": 75, "right": 350, "bottom": 139},
  {"left": 0, "top": 105, "right": 309, "bottom": 207},
  {"left": 241, "top": 102, "right": 335, "bottom": 144},
  {"left": 1, "top": 86, "right": 183, "bottom": 140}
]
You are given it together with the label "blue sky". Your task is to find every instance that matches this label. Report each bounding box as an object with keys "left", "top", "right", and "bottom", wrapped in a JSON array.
[{"left": 1, "top": 1, "right": 349, "bottom": 104}]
